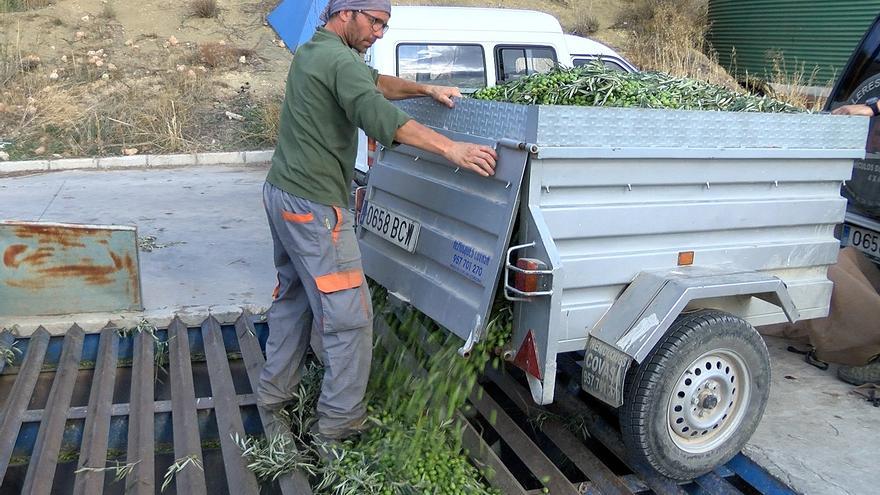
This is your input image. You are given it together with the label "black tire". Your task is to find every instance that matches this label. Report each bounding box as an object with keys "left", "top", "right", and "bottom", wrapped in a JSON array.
[{"left": 619, "top": 309, "right": 770, "bottom": 480}]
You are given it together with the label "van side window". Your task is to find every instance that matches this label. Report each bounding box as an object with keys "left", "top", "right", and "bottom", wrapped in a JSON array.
[
  {"left": 396, "top": 44, "right": 487, "bottom": 90},
  {"left": 496, "top": 46, "right": 557, "bottom": 82},
  {"left": 573, "top": 57, "right": 628, "bottom": 72}
]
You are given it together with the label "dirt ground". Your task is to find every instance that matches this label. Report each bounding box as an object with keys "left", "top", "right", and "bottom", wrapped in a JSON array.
[
  {"left": 1, "top": 0, "right": 292, "bottom": 91},
  {"left": 0, "top": 0, "right": 633, "bottom": 161},
  {"left": 0, "top": 0, "right": 296, "bottom": 158}
]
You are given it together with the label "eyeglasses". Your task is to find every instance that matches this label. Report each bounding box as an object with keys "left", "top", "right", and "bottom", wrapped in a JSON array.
[{"left": 355, "top": 10, "right": 389, "bottom": 34}]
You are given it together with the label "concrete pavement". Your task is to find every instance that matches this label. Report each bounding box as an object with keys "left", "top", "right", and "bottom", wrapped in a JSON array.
[{"left": 1, "top": 164, "right": 275, "bottom": 333}]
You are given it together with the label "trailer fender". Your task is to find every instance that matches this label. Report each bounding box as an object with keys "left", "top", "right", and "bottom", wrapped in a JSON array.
[{"left": 582, "top": 267, "right": 799, "bottom": 407}]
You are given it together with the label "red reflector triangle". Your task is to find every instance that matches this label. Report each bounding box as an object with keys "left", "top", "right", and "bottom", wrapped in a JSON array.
[{"left": 513, "top": 330, "right": 542, "bottom": 380}]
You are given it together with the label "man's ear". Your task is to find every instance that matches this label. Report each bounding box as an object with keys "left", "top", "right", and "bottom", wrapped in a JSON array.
[{"left": 337, "top": 10, "right": 354, "bottom": 22}]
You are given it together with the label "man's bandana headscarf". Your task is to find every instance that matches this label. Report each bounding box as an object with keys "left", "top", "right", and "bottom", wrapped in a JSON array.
[{"left": 320, "top": 0, "right": 392, "bottom": 23}]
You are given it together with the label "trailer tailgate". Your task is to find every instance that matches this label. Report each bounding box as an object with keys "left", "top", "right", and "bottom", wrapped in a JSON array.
[{"left": 359, "top": 98, "right": 533, "bottom": 347}]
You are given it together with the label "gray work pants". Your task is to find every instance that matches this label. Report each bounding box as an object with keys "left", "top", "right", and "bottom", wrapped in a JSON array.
[{"left": 258, "top": 181, "right": 373, "bottom": 437}]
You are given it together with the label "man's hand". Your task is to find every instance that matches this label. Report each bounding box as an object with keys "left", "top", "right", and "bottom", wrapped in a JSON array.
[
  {"left": 443, "top": 142, "right": 498, "bottom": 177},
  {"left": 393, "top": 120, "right": 497, "bottom": 177},
  {"left": 832, "top": 104, "right": 874, "bottom": 116},
  {"left": 425, "top": 85, "right": 462, "bottom": 108}
]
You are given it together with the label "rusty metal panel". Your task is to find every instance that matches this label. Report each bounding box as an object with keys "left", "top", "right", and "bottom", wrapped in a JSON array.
[{"left": 0, "top": 221, "right": 143, "bottom": 316}]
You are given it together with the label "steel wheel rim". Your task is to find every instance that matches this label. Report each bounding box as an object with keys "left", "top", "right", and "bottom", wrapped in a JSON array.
[{"left": 666, "top": 348, "right": 751, "bottom": 454}]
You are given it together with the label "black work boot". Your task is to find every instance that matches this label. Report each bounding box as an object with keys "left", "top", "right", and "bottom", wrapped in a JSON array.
[
  {"left": 258, "top": 399, "right": 294, "bottom": 441},
  {"left": 334, "top": 414, "right": 376, "bottom": 438},
  {"left": 838, "top": 359, "right": 880, "bottom": 386},
  {"left": 310, "top": 415, "right": 376, "bottom": 462},
  {"left": 310, "top": 424, "right": 344, "bottom": 463}
]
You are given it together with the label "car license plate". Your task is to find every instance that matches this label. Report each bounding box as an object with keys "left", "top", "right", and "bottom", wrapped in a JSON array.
[
  {"left": 842, "top": 223, "right": 880, "bottom": 263},
  {"left": 582, "top": 337, "right": 631, "bottom": 408},
  {"left": 360, "top": 201, "right": 421, "bottom": 253}
]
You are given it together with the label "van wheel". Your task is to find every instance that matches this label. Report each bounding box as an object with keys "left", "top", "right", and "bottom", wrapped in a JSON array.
[{"left": 619, "top": 309, "right": 770, "bottom": 480}]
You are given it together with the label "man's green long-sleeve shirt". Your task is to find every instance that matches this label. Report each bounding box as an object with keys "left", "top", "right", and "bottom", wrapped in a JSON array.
[{"left": 267, "top": 28, "right": 411, "bottom": 207}]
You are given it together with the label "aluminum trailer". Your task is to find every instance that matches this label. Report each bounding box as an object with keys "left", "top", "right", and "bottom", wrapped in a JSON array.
[{"left": 358, "top": 97, "right": 868, "bottom": 479}]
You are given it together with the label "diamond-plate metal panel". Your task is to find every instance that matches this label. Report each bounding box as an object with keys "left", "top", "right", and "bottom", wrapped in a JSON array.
[
  {"left": 395, "top": 98, "right": 535, "bottom": 143},
  {"left": 360, "top": 129, "right": 529, "bottom": 347},
  {"left": 535, "top": 105, "right": 869, "bottom": 150}
]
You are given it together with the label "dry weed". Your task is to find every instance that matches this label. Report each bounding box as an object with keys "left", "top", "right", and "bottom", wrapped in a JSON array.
[
  {"left": 765, "top": 53, "right": 831, "bottom": 111},
  {"left": 616, "top": 0, "right": 706, "bottom": 30},
  {"left": 620, "top": 1, "right": 738, "bottom": 89},
  {"left": 100, "top": 1, "right": 117, "bottom": 20},
  {"left": 137, "top": 96, "right": 193, "bottom": 151},
  {"left": 196, "top": 42, "right": 254, "bottom": 68},
  {"left": 569, "top": 11, "right": 599, "bottom": 37},
  {"left": 189, "top": 0, "right": 219, "bottom": 19},
  {"left": 237, "top": 95, "right": 282, "bottom": 147},
  {"left": 1, "top": 64, "right": 212, "bottom": 158},
  {"left": 0, "top": 0, "right": 51, "bottom": 13}
]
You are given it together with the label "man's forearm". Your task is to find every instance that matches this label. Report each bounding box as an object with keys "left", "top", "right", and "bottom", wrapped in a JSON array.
[
  {"left": 377, "top": 75, "right": 429, "bottom": 100},
  {"left": 393, "top": 119, "right": 451, "bottom": 154},
  {"left": 393, "top": 120, "right": 497, "bottom": 177}
]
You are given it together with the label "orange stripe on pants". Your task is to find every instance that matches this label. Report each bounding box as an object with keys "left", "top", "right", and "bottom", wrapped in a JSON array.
[
  {"left": 282, "top": 210, "right": 314, "bottom": 223},
  {"left": 331, "top": 206, "right": 343, "bottom": 244},
  {"left": 315, "top": 269, "right": 363, "bottom": 293},
  {"left": 272, "top": 273, "right": 280, "bottom": 300}
]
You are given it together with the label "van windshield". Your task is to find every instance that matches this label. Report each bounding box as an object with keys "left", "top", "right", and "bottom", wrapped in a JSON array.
[{"left": 397, "top": 44, "right": 487, "bottom": 90}]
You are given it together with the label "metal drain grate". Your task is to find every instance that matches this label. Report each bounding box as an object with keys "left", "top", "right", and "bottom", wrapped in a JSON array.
[
  {"left": 376, "top": 310, "right": 796, "bottom": 495},
  {"left": 2, "top": 312, "right": 795, "bottom": 495},
  {"left": 0, "top": 313, "right": 311, "bottom": 495}
]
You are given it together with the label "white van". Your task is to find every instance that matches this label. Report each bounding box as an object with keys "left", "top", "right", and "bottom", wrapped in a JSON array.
[{"left": 355, "top": 6, "right": 636, "bottom": 179}]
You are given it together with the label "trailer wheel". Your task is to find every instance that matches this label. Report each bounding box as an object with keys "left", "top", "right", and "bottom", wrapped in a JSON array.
[{"left": 619, "top": 309, "right": 770, "bottom": 480}]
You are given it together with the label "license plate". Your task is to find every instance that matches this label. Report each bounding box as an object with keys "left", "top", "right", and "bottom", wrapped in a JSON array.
[
  {"left": 359, "top": 201, "right": 421, "bottom": 253},
  {"left": 842, "top": 224, "right": 880, "bottom": 263},
  {"left": 582, "top": 337, "right": 631, "bottom": 408}
]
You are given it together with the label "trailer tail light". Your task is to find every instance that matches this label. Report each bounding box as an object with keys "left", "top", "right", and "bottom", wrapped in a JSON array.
[
  {"left": 503, "top": 243, "right": 553, "bottom": 301},
  {"left": 515, "top": 259, "right": 542, "bottom": 292},
  {"left": 354, "top": 186, "right": 367, "bottom": 224},
  {"left": 367, "top": 138, "right": 377, "bottom": 168},
  {"left": 678, "top": 251, "right": 695, "bottom": 266}
]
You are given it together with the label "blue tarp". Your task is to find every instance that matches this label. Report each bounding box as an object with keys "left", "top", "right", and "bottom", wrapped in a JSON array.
[{"left": 267, "top": 0, "right": 330, "bottom": 52}]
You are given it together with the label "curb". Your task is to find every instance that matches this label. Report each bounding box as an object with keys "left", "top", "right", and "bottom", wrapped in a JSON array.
[{"left": 0, "top": 149, "right": 274, "bottom": 175}]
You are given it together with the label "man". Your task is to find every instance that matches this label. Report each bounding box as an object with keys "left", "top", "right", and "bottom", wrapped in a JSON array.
[
  {"left": 832, "top": 101, "right": 878, "bottom": 116},
  {"left": 829, "top": 98, "right": 880, "bottom": 386},
  {"left": 258, "top": 0, "right": 498, "bottom": 447}
]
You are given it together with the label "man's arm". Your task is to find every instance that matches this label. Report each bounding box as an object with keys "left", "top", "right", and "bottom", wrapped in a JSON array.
[
  {"left": 376, "top": 75, "right": 497, "bottom": 175},
  {"left": 377, "top": 75, "right": 460, "bottom": 108},
  {"left": 832, "top": 104, "right": 875, "bottom": 116},
  {"left": 394, "top": 120, "right": 497, "bottom": 177}
]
